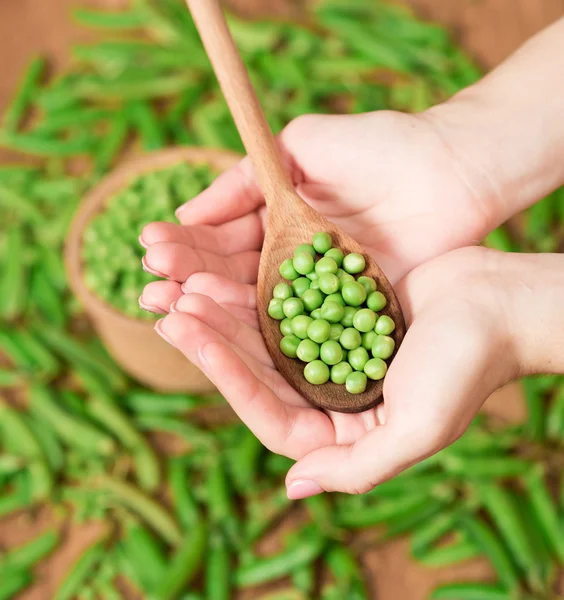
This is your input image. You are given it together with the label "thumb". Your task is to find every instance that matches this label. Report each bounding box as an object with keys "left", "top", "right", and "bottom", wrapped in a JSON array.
[{"left": 285, "top": 301, "right": 508, "bottom": 498}]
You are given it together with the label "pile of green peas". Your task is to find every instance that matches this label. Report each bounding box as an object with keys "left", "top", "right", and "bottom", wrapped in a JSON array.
[
  {"left": 268, "top": 232, "right": 396, "bottom": 394},
  {"left": 82, "top": 162, "right": 216, "bottom": 319}
]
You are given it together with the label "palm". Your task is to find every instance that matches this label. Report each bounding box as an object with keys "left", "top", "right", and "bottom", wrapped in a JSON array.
[{"left": 141, "top": 112, "right": 498, "bottom": 482}]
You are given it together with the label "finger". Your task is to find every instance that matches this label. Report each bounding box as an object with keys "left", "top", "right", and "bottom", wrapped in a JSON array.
[
  {"left": 140, "top": 212, "right": 264, "bottom": 255},
  {"left": 182, "top": 273, "right": 257, "bottom": 310},
  {"left": 143, "top": 242, "right": 260, "bottom": 284},
  {"left": 156, "top": 312, "right": 335, "bottom": 458},
  {"left": 172, "top": 293, "right": 267, "bottom": 364},
  {"left": 140, "top": 280, "right": 183, "bottom": 314},
  {"left": 285, "top": 303, "right": 501, "bottom": 498},
  {"left": 175, "top": 156, "right": 264, "bottom": 226}
]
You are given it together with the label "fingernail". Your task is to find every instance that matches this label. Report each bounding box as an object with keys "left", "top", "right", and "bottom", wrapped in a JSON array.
[
  {"left": 175, "top": 204, "right": 188, "bottom": 220},
  {"left": 286, "top": 480, "right": 323, "bottom": 500},
  {"left": 142, "top": 256, "right": 167, "bottom": 278},
  {"left": 138, "top": 235, "right": 148, "bottom": 249},
  {"left": 169, "top": 301, "right": 178, "bottom": 313},
  {"left": 139, "top": 296, "right": 166, "bottom": 315},
  {"left": 154, "top": 319, "right": 175, "bottom": 346}
]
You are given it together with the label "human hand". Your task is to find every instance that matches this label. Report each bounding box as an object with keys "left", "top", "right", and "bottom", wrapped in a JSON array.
[{"left": 147, "top": 247, "right": 564, "bottom": 497}]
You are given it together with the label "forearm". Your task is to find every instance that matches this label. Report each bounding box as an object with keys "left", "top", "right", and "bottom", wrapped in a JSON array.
[{"left": 427, "top": 17, "right": 564, "bottom": 228}]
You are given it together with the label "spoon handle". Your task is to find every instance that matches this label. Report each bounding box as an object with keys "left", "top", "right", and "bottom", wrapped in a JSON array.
[{"left": 185, "top": 0, "right": 294, "bottom": 204}]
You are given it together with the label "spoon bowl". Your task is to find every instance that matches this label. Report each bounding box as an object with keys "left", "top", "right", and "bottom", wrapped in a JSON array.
[{"left": 186, "top": 0, "right": 406, "bottom": 412}]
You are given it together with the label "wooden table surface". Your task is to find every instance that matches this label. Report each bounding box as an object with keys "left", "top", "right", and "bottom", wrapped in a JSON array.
[{"left": 0, "top": 1, "right": 563, "bottom": 599}]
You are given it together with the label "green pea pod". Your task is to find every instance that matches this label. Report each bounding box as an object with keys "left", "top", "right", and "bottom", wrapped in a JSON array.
[
  {"left": 72, "top": 7, "right": 151, "bottom": 29},
  {"left": 336, "top": 493, "right": 431, "bottom": 529},
  {"left": 34, "top": 107, "right": 111, "bottom": 136},
  {"left": 430, "top": 582, "right": 511, "bottom": 600},
  {"left": 235, "top": 530, "right": 326, "bottom": 587},
  {"left": 525, "top": 194, "right": 556, "bottom": 245},
  {"left": 384, "top": 498, "right": 446, "bottom": 539},
  {"left": 151, "top": 519, "right": 207, "bottom": 600},
  {"left": 94, "top": 109, "right": 129, "bottom": 174},
  {"left": 0, "top": 184, "right": 45, "bottom": 225},
  {"left": 523, "top": 467, "right": 564, "bottom": 563},
  {"left": 121, "top": 521, "right": 167, "bottom": 592},
  {"left": 457, "top": 514, "right": 520, "bottom": 593},
  {"left": 54, "top": 532, "right": 109, "bottom": 600},
  {"left": 0, "top": 455, "right": 24, "bottom": 476},
  {"left": 135, "top": 415, "right": 216, "bottom": 450},
  {"left": 476, "top": 482, "right": 543, "bottom": 593},
  {"left": 128, "top": 100, "right": 167, "bottom": 150},
  {"left": 416, "top": 535, "right": 481, "bottom": 567},
  {"left": 224, "top": 428, "right": 263, "bottom": 493},
  {"left": 0, "top": 130, "right": 94, "bottom": 157},
  {"left": 3, "top": 56, "right": 45, "bottom": 132},
  {"left": 0, "top": 529, "right": 59, "bottom": 572},
  {"left": 0, "top": 401, "right": 53, "bottom": 500},
  {"left": 89, "top": 476, "right": 181, "bottom": 546},
  {"left": 0, "top": 368, "right": 21, "bottom": 387},
  {"left": 29, "top": 266, "right": 67, "bottom": 327},
  {"left": 205, "top": 532, "right": 232, "bottom": 600},
  {"left": 0, "top": 569, "right": 33, "bottom": 600},
  {"left": 168, "top": 457, "right": 200, "bottom": 530},
  {"left": 0, "top": 227, "right": 26, "bottom": 321},
  {"left": 87, "top": 395, "right": 160, "bottom": 492},
  {"left": 92, "top": 581, "right": 124, "bottom": 600},
  {"left": 29, "top": 384, "right": 116, "bottom": 456},
  {"left": 9, "top": 329, "right": 60, "bottom": 379},
  {"left": 521, "top": 377, "right": 546, "bottom": 442},
  {"left": 411, "top": 507, "right": 459, "bottom": 557},
  {"left": 325, "top": 544, "right": 368, "bottom": 599},
  {"left": 206, "top": 457, "right": 242, "bottom": 549},
  {"left": 291, "top": 564, "right": 315, "bottom": 597},
  {"left": 264, "top": 452, "right": 295, "bottom": 478},
  {"left": 441, "top": 455, "right": 532, "bottom": 479},
  {"left": 546, "top": 386, "right": 564, "bottom": 441},
  {"left": 124, "top": 390, "right": 202, "bottom": 415}
]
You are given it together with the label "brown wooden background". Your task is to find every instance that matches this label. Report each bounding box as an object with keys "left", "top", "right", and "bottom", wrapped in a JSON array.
[{"left": 1, "top": 0, "right": 563, "bottom": 598}]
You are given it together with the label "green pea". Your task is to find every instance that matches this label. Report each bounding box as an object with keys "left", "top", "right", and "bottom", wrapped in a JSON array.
[
  {"left": 340, "top": 327, "right": 361, "bottom": 350},
  {"left": 364, "top": 358, "right": 387, "bottom": 380},
  {"left": 367, "top": 291, "right": 387, "bottom": 311},
  {"left": 293, "top": 252, "right": 314, "bottom": 275},
  {"left": 319, "top": 273, "right": 339, "bottom": 295},
  {"left": 302, "top": 289, "right": 324, "bottom": 312},
  {"left": 268, "top": 298, "right": 285, "bottom": 320},
  {"left": 357, "top": 276, "right": 377, "bottom": 295},
  {"left": 306, "top": 271, "right": 319, "bottom": 282},
  {"left": 279, "top": 259, "right": 299, "bottom": 281},
  {"left": 315, "top": 256, "right": 338, "bottom": 275},
  {"left": 320, "top": 340, "right": 343, "bottom": 366},
  {"left": 304, "top": 360, "right": 330, "bottom": 385},
  {"left": 375, "top": 315, "right": 395, "bottom": 335},
  {"left": 325, "top": 248, "right": 344, "bottom": 267},
  {"left": 282, "top": 298, "right": 304, "bottom": 319},
  {"left": 280, "top": 335, "right": 301, "bottom": 358},
  {"left": 336, "top": 268, "right": 345, "bottom": 278},
  {"left": 310, "top": 308, "right": 322, "bottom": 320},
  {"left": 324, "top": 293, "right": 345, "bottom": 306},
  {"left": 307, "top": 319, "right": 331, "bottom": 344},
  {"left": 331, "top": 362, "right": 353, "bottom": 384},
  {"left": 291, "top": 315, "right": 313, "bottom": 340},
  {"left": 372, "top": 335, "right": 395, "bottom": 359},
  {"left": 353, "top": 308, "right": 377, "bottom": 333},
  {"left": 361, "top": 331, "right": 378, "bottom": 351},
  {"left": 295, "top": 243, "right": 316, "bottom": 259},
  {"left": 312, "top": 232, "right": 332, "bottom": 254},
  {"left": 346, "top": 371, "right": 367, "bottom": 394},
  {"left": 273, "top": 282, "right": 293, "bottom": 300},
  {"left": 320, "top": 302, "right": 345, "bottom": 324},
  {"left": 348, "top": 347, "right": 369, "bottom": 371},
  {"left": 329, "top": 323, "right": 344, "bottom": 342},
  {"left": 340, "top": 306, "right": 358, "bottom": 328},
  {"left": 292, "top": 277, "right": 311, "bottom": 298},
  {"left": 297, "top": 339, "right": 320, "bottom": 362},
  {"left": 310, "top": 279, "right": 321, "bottom": 291},
  {"left": 343, "top": 253, "right": 365, "bottom": 274},
  {"left": 341, "top": 282, "right": 367, "bottom": 307},
  {"left": 280, "top": 318, "right": 294, "bottom": 337}
]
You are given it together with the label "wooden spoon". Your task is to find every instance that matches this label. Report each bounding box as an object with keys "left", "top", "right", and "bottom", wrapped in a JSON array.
[{"left": 184, "top": 0, "right": 406, "bottom": 413}]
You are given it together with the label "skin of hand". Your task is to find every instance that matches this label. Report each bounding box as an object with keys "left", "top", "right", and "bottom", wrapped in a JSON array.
[{"left": 147, "top": 246, "right": 564, "bottom": 497}]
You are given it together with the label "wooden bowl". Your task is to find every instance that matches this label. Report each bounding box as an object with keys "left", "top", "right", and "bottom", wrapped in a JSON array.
[{"left": 65, "top": 147, "right": 241, "bottom": 393}]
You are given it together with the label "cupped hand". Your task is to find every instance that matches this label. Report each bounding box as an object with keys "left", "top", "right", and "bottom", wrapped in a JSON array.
[{"left": 149, "top": 246, "right": 517, "bottom": 497}]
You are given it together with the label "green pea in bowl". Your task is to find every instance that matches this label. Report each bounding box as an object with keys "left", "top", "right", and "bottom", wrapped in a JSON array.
[{"left": 65, "top": 147, "right": 240, "bottom": 392}]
